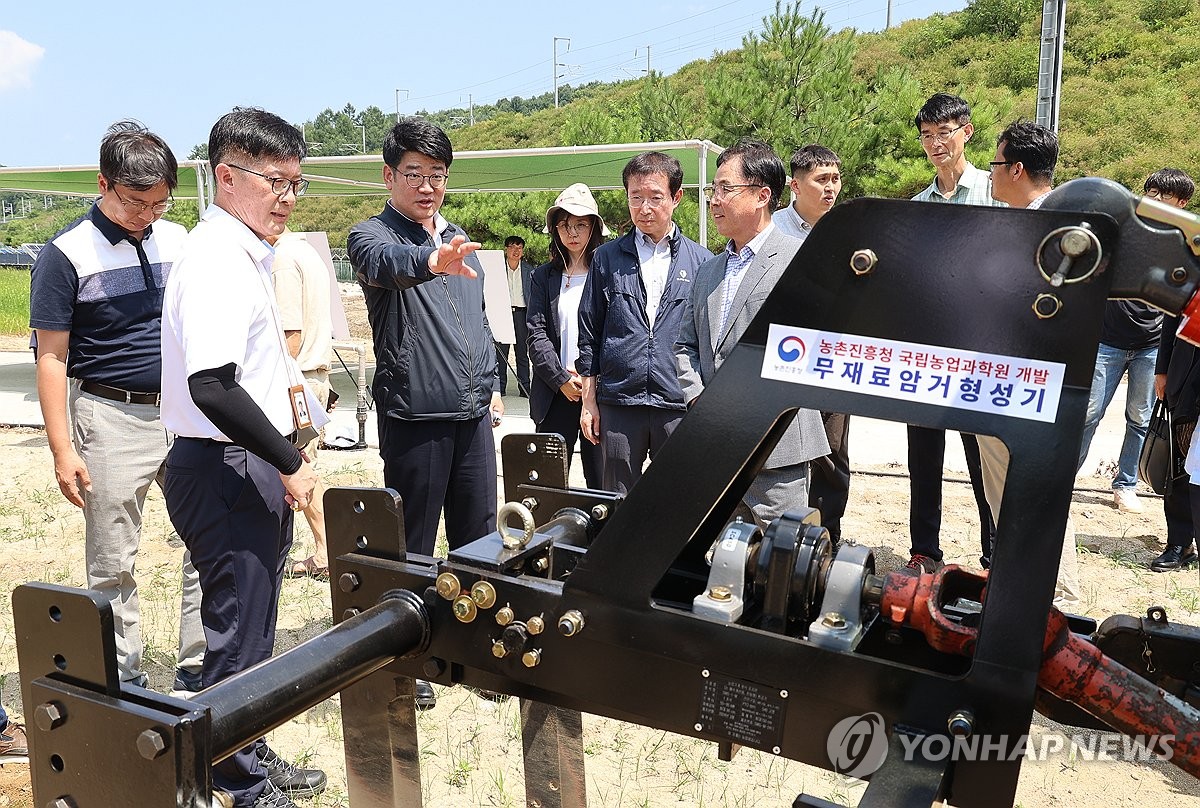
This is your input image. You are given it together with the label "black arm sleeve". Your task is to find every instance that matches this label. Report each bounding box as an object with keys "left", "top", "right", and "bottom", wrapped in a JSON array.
[{"left": 187, "top": 363, "right": 303, "bottom": 475}]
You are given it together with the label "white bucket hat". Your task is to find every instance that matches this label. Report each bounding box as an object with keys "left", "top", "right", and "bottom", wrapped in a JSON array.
[{"left": 545, "top": 183, "right": 610, "bottom": 236}]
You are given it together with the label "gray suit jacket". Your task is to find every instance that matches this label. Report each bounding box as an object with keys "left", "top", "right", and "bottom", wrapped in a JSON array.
[{"left": 675, "top": 228, "right": 829, "bottom": 469}]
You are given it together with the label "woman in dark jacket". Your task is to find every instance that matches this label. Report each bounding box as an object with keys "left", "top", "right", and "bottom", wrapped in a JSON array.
[
  {"left": 526, "top": 184, "right": 608, "bottom": 488},
  {"left": 1152, "top": 314, "right": 1200, "bottom": 570}
]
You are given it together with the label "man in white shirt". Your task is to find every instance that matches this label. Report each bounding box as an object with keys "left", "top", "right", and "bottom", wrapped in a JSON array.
[
  {"left": 161, "top": 107, "right": 325, "bottom": 808},
  {"left": 772, "top": 144, "right": 842, "bottom": 242},
  {"left": 771, "top": 143, "right": 852, "bottom": 541}
]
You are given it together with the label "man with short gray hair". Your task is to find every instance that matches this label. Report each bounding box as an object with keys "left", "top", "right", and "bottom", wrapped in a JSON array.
[{"left": 29, "top": 120, "right": 205, "bottom": 693}]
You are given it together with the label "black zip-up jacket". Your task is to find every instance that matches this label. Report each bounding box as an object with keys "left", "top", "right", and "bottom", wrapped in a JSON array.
[{"left": 348, "top": 204, "right": 498, "bottom": 421}]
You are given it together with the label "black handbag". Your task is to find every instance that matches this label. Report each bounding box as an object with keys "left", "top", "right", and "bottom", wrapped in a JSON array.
[{"left": 1139, "top": 399, "right": 1183, "bottom": 495}]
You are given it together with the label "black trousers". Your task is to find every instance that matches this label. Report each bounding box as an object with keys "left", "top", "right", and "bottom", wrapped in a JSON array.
[
  {"left": 1164, "top": 473, "right": 1200, "bottom": 549},
  {"left": 378, "top": 414, "right": 497, "bottom": 556},
  {"left": 906, "top": 426, "right": 995, "bottom": 561},
  {"left": 809, "top": 411, "right": 851, "bottom": 542},
  {"left": 496, "top": 307, "right": 531, "bottom": 395},
  {"left": 597, "top": 403, "right": 683, "bottom": 496},
  {"left": 538, "top": 392, "right": 603, "bottom": 489},
  {"left": 164, "top": 438, "right": 292, "bottom": 806}
]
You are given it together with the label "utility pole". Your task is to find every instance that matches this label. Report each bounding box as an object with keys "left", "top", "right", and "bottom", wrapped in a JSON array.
[
  {"left": 645, "top": 44, "right": 651, "bottom": 76},
  {"left": 395, "top": 88, "right": 409, "bottom": 123},
  {"left": 553, "top": 36, "right": 571, "bottom": 108},
  {"left": 469, "top": 94, "right": 475, "bottom": 126},
  {"left": 358, "top": 123, "right": 366, "bottom": 154},
  {"left": 886, "top": 0, "right": 892, "bottom": 29},
  {"left": 1035, "top": 0, "right": 1067, "bottom": 133}
]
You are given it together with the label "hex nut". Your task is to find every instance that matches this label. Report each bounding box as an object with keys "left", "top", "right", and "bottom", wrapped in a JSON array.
[
  {"left": 34, "top": 702, "right": 66, "bottom": 732},
  {"left": 137, "top": 728, "right": 170, "bottom": 760}
]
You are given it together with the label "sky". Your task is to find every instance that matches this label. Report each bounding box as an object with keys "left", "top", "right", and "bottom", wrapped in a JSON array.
[{"left": 0, "top": 0, "right": 968, "bottom": 167}]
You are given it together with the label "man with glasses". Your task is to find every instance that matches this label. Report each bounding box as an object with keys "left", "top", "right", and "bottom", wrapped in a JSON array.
[
  {"left": 905, "top": 93, "right": 1002, "bottom": 575},
  {"left": 29, "top": 120, "right": 205, "bottom": 695},
  {"left": 1079, "top": 169, "right": 1192, "bottom": 519},
  {"left": 348, "top": 119, "right": 503, "bottom": 709},
  {"left": 676, "top": 139, "right": 827, "bottom": 526},
  {"left": 577, "top": 152, "right": 713, "bottom": 494},
  {"left": 972, "top": 120, "right": 1080, "bottom": 606},
  {"left": 161, "top": 107, "right": 327, "bottom": 808}
]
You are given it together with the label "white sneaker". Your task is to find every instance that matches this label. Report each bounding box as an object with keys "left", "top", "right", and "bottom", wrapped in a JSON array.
[{"left": 1113, "top": 489, "right": 1143, "bottom": 513}]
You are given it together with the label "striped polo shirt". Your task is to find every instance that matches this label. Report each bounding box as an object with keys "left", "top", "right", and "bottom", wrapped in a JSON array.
[{"left": 29, "top": 204, "right": 187, "bottom": 392}]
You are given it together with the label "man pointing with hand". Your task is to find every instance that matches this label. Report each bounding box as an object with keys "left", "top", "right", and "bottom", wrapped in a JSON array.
[{"left": 349, "top": 120, "right": 501, "bottom": 707}]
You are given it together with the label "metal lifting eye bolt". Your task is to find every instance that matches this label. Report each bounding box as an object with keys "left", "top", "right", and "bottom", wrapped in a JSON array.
[{"left": 498, "top": 501, "right": 536, "bottom": 550}]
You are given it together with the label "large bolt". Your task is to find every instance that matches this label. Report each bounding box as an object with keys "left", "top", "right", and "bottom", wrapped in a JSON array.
[
  {"left": 820, "top": 612, "right": 847, "bottom": 629},
  {"left": 452, "top": 595, "right": 478, "bottom": 623},
  {"left": 435, "top": 572, "right": 461, "bottom": 601},
  {"left": 34, "top": 702, "right": 66, "bottom": 732},
  {"left": 470, "top": 580, "right": 497, "bottom": 609},
  {"left": 531, "top": 556, "right": 549, "bottom": 573},
  {"left": 1170, "top": 266, "right": 1189, "bottom": 284},
  {"left": 590, "top": 504, "right": 609, "bottom": 521},
  {"left": 521, "top": 497, "right": 539, "bottom": 511},
  {"left": 522, "top": 649, "right": 542, "bottom": 668},
  {"left": 136, "top": 727, "right": 170, "bottom": 760},
  {"left": 708, "top": 586, "right": 732, "bottom": 602},
  {"left": 527, "top": 615, "right": 546, "bottom": 635},
  {"left": 338, "top": 572, "right": 360, "bottom": 593},
  {"left": 948, "top": 710, "right": 975, "bottom": 738},
  {"left": 492, "top": 639, "right": 509, "bottom": 658},
  {"left": 557, "top": 610, "right": 585, "bottom": 637},
  {"left": 495, "top": 606, "right": 515, "bottom": 626}
]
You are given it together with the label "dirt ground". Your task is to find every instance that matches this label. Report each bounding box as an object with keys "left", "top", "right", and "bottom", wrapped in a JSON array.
[{"left": 1, "top": 291, "right": 1199, "bottom": 806}]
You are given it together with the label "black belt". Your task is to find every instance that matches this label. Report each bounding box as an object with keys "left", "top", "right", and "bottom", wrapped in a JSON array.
[{"left": 80, "top": 380, "right": 160, "bottom": 407}]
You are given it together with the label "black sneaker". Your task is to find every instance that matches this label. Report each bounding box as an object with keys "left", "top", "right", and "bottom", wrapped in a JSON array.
[
  {"left": 171, "top": 667, "right": 204, "bottom": 698},
  {"left": 251, "top": 781, "right": 298, "bottom": 808},
  {"left": 415, "top": 678, "right": 437, "bottom": 710},
  {"left": 256, "top": 744, "right": 327, "bottom": 798}
]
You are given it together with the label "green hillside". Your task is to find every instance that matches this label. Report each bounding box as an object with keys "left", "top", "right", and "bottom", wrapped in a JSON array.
[{"left": 4, "top": 0, "right": 1199, "bottom": 258}]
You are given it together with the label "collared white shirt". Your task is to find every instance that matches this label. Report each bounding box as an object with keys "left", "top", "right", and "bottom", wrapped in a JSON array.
[
  {"left": 718, "top": 222, "right": 775, "bottom": 337},
  {"left": 771, "top": 204, "right": 813, "bottom": 243},
  {"left": 508, "top": 261, "right": 526, "bottom": 307},
  {"left": 161, "top": 204, "right": 297, "bottom": 440},
  {"left": 636, "top": 224, "right": 676, "bottom": 327}
]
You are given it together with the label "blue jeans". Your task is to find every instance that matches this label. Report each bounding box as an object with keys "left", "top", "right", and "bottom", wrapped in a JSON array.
[
  {"left": 0, "top": 703, "right": 7, "bottom": 731},
  {"left": 1077, "top": 343, "right": 1157, "bottom": 489}
]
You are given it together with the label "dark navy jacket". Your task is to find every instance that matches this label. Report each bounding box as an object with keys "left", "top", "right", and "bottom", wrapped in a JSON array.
[
  {"left": 576, "top": 226, "right": 712, "bottom": 409},
  {"left": 348, "top": 204, "right": 498, "bottom": 421}
]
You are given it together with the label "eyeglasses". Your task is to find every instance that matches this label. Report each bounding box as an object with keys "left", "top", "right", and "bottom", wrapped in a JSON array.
[
  {"left": 109, "top": 185, "right": 173, "bottom": 216},
  {"left": 988, "top": 161, "right": 1014, "bottom": 169},
  {"left": 395, "top": 170, "right": 449, "bottom": 189},
  {"left": 556, "top": 220, "right": 593, "bottom": 235},
  {"left": 917, "top": 124, "right": 967, "bottom": 144},
  {"left": 628, "top": 194, "right": 669, "bottom": 209},
  {"left": 228, "top": 164, "right": 309, "bottom": 197},
  {"left": 702, "top": 183, "right": 763, "bottom": 201},
  {"left": 1145, "top": 189, "right": 1181, "bottom": 203}
]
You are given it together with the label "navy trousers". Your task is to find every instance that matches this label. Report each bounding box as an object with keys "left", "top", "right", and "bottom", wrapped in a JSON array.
[
  {"left": 537, "top": 392, "right": 603, "bottom": 489},
  {"left": 378, "top": 414, "right": 497, "bottom": 556},
  {"left": 165, "top": 438, "right": 292, "bottom": 807},
  {"left": 906, "top": 426, "right": 995, "bottom": 562}
]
